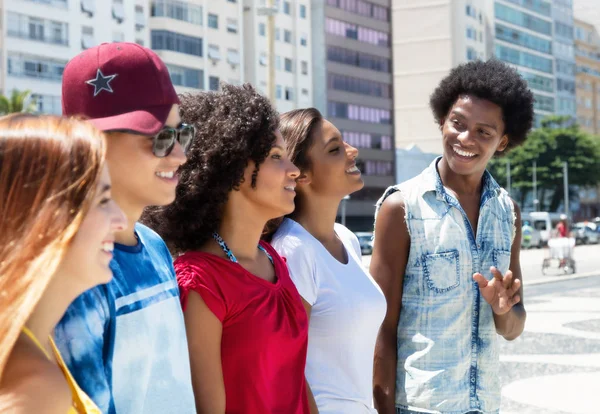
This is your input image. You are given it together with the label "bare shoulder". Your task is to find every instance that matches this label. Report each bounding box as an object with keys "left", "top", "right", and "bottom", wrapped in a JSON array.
[
  {"left": 509, "top": 197, "right": 522, "bottom": 218},
  {"left": 0, "top": 353, "right": 71, "bottom": 414},
  {"left": 375, "top": 190, "right": 408, "bottom": 237}
]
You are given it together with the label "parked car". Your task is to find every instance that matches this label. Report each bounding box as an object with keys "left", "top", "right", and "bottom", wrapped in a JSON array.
[
  {"left": 571, "top": 223, "right": 599, "bottom": 245},
  {"left": 354, "top": 232, "right": 373, "bottom": 255}
]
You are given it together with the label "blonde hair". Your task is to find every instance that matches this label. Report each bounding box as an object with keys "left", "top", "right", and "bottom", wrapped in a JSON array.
[{"left": 0, "top": 114, "right": 106, "bottom": 378}]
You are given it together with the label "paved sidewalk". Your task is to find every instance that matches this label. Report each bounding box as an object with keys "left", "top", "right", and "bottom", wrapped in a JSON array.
[{"left": 499, "top": 276, "right": 600, "bottom": 414}]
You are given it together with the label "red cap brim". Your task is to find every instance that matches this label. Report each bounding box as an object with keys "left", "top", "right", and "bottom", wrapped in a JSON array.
[{"left": 87, "top": 104, "right": 174, "bottom": 135}]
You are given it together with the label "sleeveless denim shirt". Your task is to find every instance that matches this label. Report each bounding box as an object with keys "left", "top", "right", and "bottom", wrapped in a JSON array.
[{"left": 374, "top": 158, "right": 515, "bottom": 414}]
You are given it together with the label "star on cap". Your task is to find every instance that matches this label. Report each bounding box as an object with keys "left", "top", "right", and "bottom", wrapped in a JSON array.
[{"left": 85, "top": 69, "right": 117, "bottom": 97}]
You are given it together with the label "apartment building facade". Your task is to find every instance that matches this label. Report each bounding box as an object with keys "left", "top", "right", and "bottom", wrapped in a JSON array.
[
  {"left": 574, "top": 18, "right": 600, "bottom": 135},
  {"left": 392, "top": 1, "right": 577, "bottom": 176},
  {"left": 2, "top": 0, "right": 150, "bottom": 114},
  {"left": 312, "top": 0, "right": 395, "bottom": 230},
  {"left": 149, "top": 0, "right": 244, "bottom": 95},
  {"left": 392, "top": 0, "right": 489, "bottom": 158},
  {"left": 243, "top": 0, "right": 313, "bottom": 113}
]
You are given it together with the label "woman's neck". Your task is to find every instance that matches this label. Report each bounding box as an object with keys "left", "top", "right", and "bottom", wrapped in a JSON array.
[
  {"left": 24, "top": 273, "right": 75, "bottom": 354},
  {"left": 291, "top": 194, "right": 341, "bottom": 244},
  {"left": 216, "top": 205, "right": 268, "bottom": 261}
]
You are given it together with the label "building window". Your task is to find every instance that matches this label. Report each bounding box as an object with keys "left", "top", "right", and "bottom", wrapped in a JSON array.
[
  {"left": 328, "top": 73, "right": 392, "bottom": 98},
  {"left": 534, "top": 94, "right": 555, "bottom": 112},
  {"left": 327, "top": 45, "right": 391, "bottom": 72},
  {"left": 227, "top": 49, "right": 240, "bottom": 66},
  {"left": 136, "top": 38, "right": 144, "bottom": 46},
  {"left": 302, "top": 88, "right": 309, "bottom": 96},
  {"left": 7, "top": 12, "right": 69, "bottom": 46},
  {"left": 135, "top": 5, "right": 145, "bottom": 30},
  {"left": 208, "top": 13, "right": 218, "bottom": 29},
  {"left": 495, "top": 45, "right": 553, "bottom": 73},
  {"left": 276, "top": 85, "right": 282, "bottom": 99},
  {"left": 167, "top": 64, "right": 203, "bottom": 89},
  {"left": 284, "top": 29, "right": 292, "bottom": 43},
  {"left": 81, "top": 0, "right": 95, "bottom": 16},
  {"left": 227, "top": 18, "right": 238, "bottom": 33},
  {"left": 495, "top": 24, "right": 552, "bottom": 55},
  {"left": 494, "top": 2, "right": 552, "bottom": 36},
  {"left": 283, "top": 1, "right": 291, "bottom": 15},
  {"left": 151, "top": 30, "right": 203, "bottom": 56},
  {"left": 259, "top": 52, "right": 268, "bottom": 66},
  {"left": 259, "top": 23, "right": 266, "bottom": 36},
  {"left": 113, "top": 0, "right": 125, "bottom": 23},
  {"left": 467, "top": 47, "right": 477, "bottom": 61},
  {"left": 300, "top": 4, "right": 306, "bottom": 18},
  {"left": 301, "top": 61, "right": 308, "bottom": 75},
  {"left": 300, "top": 33, "right": 308, "bottom": 46},
  {"left": 30, "top": 94, "right": 61, "bottom": 114},
  {"left": 209, "top": 76, "right": 220, "bottom": 91},
  {"left": 285, "top": 87, "right": 294, "bottom": 101},
  {"left": 275, "top": 28, "right": 281, "bottom": 41},
  {"left": 113, "top": 31, "right": 124, "bottom": 42},
  {"left": 327, "top": 0, "right": 389, "bottom": 21},
  {"left": 151, "top": 0, "right": 202, "bottom": 25},
  {"left": 328, "top": 101, "right": 391, "bottom": 124},
  {"left": 325, "top": 17, "right": 389, "bottom": 47},
  {"left": 520, "top": 71, "right": 554, "bottom": 93},
  {"left": 208, "top": 44, "right": 221, "bottom": 61},
  {"left": 7, "top": 53, "right": 66, "bottom": 82},
  {"left": 81, "top": 26, "right": 94, "bottom": 49},
  {"left": 275, "top": 55, "right": 282, "bottom": 71},
  {"left": 284, "top": 58, "right": 293, "bottom": 73}
]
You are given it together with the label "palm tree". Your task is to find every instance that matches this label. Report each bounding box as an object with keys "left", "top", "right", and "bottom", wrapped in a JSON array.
[{"left": 0, "top": 89, "right": 38, "bottom": 115}]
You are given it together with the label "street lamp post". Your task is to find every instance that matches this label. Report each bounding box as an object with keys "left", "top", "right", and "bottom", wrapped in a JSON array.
[
  {"left": 256, "top": 1, "right": 278, "bottom": 104},
  {"left": 533, "top": 160, "right": 539, "bottom": 211},
  {"left": 341, "top": 195, "right": 350, "bottom": 227},
  {"left": 563, "top": 161, "right": 569, "bottom": 217}
]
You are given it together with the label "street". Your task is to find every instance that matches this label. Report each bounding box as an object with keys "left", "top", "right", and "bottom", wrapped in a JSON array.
[
  {"left": 499, "top": 274, "right": 600, "bottom": 414},
  {"left": 363, "top": 244, "right": 600, "bottom": 413}
]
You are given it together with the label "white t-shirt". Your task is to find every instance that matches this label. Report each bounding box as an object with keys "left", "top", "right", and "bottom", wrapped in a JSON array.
[{"left": 271, "top": 218, "right": 386, "bottom": 414}]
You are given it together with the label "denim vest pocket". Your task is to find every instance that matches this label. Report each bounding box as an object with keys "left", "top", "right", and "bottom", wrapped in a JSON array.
[
  {"left": 422, "top": 250, "right": 460, "bottom": 293},
  {"left": 492, "top": 249, "right": 511, "bottom": 275}
]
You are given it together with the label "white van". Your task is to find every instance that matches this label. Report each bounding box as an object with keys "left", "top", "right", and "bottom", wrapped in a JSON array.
[{"left": 523, "top": 211, "right": 563, "bottom": 245}]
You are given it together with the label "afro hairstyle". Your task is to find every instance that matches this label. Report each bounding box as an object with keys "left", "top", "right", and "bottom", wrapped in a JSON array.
[
  {"left": 141, "top": 83, "right": 279, "bottom": 255},
  {"left": 429, "top": 59, "right": 535, "bottom": 151}
]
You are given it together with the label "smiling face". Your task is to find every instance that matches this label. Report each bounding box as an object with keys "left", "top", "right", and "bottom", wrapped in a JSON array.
[
  {"left": 57, "top": 165, "right": 127, "bottom": 291},
  {"left": 299, "top": 118, "right": 364, "bottom": 199},
  {"left": 236, "top": 130, "right": 300, "bottom": 220},
  {"left": 104, "top": 104, "right": 187, "bottom": 214},
  {"left": 441, "top": 95, "right": 509, "bottom": 177}
]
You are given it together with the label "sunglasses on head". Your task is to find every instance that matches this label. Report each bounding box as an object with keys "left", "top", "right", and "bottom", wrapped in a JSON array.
[{"left": 114, "top": 123, "right": 195, "bottom": 158}]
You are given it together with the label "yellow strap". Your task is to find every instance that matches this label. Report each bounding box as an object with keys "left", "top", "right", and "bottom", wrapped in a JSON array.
[
  {"left": 49, "top": 336, "right": 102, "bottom": 414},
  {"left": 21, "top": 326, "right": 52, "bottom": 360},
  {"left": 21, "top": 326, "right": 101, "bottom": 413}
]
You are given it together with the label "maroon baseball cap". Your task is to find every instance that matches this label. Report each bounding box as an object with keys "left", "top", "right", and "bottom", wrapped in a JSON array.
[{"left": 62, "top": 42, "right": 180, "bottom": 135}]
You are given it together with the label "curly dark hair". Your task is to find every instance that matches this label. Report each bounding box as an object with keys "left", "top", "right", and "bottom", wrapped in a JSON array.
[
  {"left": 429, "top": 59, "right": 534, "bottom": 151},
  {"left": 141, "top": 83, "right": 279, "bottom": 254}
]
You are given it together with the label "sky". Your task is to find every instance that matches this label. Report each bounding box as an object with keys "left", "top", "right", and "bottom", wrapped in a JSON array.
[{"left": 573, "top": 0, "right": 600, "bottom": 33}]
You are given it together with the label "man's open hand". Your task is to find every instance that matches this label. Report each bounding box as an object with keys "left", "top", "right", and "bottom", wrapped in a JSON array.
[{"left": 473, "top": 267, "right": 521, "bottom": 315}]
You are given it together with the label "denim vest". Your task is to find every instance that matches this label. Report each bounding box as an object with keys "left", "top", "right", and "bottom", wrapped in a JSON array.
[{"left": 374, "top": 158, "right": 515, "bottom": 414}]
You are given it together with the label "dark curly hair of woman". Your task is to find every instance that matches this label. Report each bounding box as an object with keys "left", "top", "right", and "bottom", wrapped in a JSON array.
[
  {"left": 430, "top": 59, "right": 534, "bottom": 151},
  {"left": 141, "top": 83, "right": 279, "bottom": 255}
]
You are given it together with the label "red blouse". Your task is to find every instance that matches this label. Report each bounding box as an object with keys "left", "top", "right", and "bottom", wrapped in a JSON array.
[{"left": 175, "top": 241, "right": 310, "bottom": 414}]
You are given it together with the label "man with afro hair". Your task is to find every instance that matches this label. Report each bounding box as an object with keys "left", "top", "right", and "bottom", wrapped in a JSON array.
[{"left": 371, "top": 59, "right": 534, "bottom": 414}]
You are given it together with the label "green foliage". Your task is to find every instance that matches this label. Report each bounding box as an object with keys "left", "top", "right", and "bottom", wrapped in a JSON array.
[
  {"left": 0, "top": 89, "right": 38, "bottom": 115},
  {"left": 489, "top": 115, "right": 600, "bottom": 211}
]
